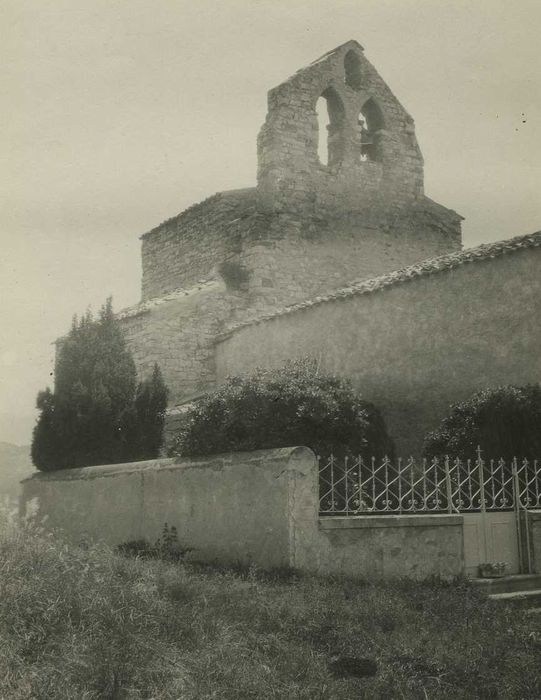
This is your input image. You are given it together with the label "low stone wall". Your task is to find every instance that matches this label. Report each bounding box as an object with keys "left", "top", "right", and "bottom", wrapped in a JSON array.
[{"left": 20, "top": 447, "right": 465, "bottom": 579}]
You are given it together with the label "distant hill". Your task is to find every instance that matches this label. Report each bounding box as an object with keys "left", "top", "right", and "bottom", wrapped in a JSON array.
[{"left": 0, "top": 442, "right": 35, "bottom": 504}]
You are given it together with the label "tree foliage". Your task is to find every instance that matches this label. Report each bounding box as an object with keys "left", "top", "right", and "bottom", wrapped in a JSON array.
[
  {"left": 31, "top": 299, "right": 168, "bottom": 471},
  {"left": 170, "top": 358, "right": 394, "bottom": 460},
  {"left": 132, "top": 364, "right": 169, "bottom": 461},
  {"left": 423, "top": 384, "right": 541, "bottom": 460}
]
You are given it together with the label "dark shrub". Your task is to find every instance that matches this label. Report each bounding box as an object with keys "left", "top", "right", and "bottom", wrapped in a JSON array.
[
  {"left": 31, "top": 299, "right": 168, "bottom": 471},
  {"left": 170, "top": 358, "right": 394, "bottom": 460},
  {"left": 131, "top": 364, "right": 169, "bottom": 460},
  {"left": 423, "top": 384, "right": 541, "bottom": 460}
]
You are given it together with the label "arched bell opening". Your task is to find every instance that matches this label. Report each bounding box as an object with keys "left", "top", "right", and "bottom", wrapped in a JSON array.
[
  {"left": 315, "top": 87, "right": 346, "bottom": 167},
  {"left": 358, "top": 98, "right": 385, "bottom": 162},
  {"left": 344, "top": 50, "right": 363, "bottom": 91}
]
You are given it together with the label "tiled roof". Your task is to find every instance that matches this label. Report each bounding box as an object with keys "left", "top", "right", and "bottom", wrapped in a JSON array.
[
  {"left": 117, "top": 279, "right": 223, "bottom": 320},
  {"left": 217, "top": 230, "right": 541, "bottom": 339}
]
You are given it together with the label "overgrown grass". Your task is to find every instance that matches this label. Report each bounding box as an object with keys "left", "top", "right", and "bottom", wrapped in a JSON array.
[{"left": 1, "top": 509, "right": 540, "bottom": 699}]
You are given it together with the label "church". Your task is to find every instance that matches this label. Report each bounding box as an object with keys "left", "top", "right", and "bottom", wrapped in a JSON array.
[{"left": 117, "top": 41, "right": 541, "bottom": 455}]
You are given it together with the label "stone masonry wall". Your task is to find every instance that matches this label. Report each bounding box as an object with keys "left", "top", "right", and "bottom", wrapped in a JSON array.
[
  {"left": 141, "top": 195, "right": 461, "bottom": 311},
  {"left": 141, "top": 189, "right": 257, "bottom": 301},
  {"left": 119, "top": 280, "right": 244, "bottom": 405},
  {"left": 241, "top": 198, "right": 461, "bottom": 309},
  {"left": 216, "top": 234, "right": 541, "bottom": 456}
]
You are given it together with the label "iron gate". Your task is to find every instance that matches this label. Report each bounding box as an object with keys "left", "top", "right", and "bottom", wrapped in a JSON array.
[{"left": 319, "top": 452, "right": 541, "bottom": 575}]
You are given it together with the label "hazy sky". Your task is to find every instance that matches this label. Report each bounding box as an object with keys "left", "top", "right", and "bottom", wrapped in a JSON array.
[{"left": 1, "top": 0, "right": 540, "bottom": 445}]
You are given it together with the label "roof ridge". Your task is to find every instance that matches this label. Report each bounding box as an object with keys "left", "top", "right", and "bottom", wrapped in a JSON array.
[{"left": 216, "top": 230, "right": 541, "bottom": 340}]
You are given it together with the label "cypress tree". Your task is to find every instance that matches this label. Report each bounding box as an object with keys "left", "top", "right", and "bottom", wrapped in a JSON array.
[
  {"left": 131, "top": 364, "right": 169, "bottom": 460},
  {"left": 31, "top": 299, "right": 168, "bottom": 471},
  {"left": 31, "top": 389, "right": 60, "bottom": 471}
]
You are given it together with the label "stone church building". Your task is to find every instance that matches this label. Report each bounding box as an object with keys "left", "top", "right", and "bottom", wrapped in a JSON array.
[{"left": 118, "top": 41, "right": 541, "bottom": 455}]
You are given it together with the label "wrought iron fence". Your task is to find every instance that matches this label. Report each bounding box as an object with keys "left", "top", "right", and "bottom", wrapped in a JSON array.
[{"left": 318, "top": 452, "right": 541, "bottom": 516}]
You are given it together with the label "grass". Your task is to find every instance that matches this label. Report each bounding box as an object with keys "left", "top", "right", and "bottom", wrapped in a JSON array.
[{"left": 0, "top": 509, "right": 540, "bottom": 699}]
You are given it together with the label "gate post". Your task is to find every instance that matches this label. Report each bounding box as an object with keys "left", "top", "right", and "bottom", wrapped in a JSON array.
[
  {"left": 512, "top": 458, "right": 525, "bottom": 574},
  {"left": 477, "top": 447, "right": 489, "bottom": 563},
  {"left": 445, "top": 456, "right": 454, "bottom": 514}
]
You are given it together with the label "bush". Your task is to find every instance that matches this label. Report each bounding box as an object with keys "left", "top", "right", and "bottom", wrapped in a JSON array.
[
  {"left": 423, "top": 384, "right": 541, "bottom": 460},
  {"left": 31, "top": 299, "right": 168, "bottom": 471},
  {"left": 170, "top": 358, "right": 394, "bottom": 460}
]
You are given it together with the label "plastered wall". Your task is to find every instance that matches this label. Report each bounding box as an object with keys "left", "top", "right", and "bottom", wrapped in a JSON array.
[
  {"left": 216, "top": 239, "right": 541, "bottom": 456},
  {"left": 20, "top": 447, "right": 465, "bottom": 579},
  {"left": 307, "top": 516, "right": 463, "bottom": 579},
  {"left": 20, "top": 449, "right": 301, "bottom": 568}
]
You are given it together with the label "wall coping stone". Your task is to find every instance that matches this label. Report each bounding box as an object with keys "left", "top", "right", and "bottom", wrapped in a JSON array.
[
  {"left": 21, "top": 447, "right": 316, "bottom": 484},
  {"left": 216, "top": 230, "right": 541, "bottom": 340},
  {"left": 319, "top": 514, "right": 464, "bottom": 529},
  {"left": 526, "top": 510, "right": 541, "bottom": 521}
]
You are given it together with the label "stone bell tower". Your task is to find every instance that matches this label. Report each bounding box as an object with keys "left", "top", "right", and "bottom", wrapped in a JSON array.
[{"left": 256, "top": 40, "right": 425, "bottom": 223}]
